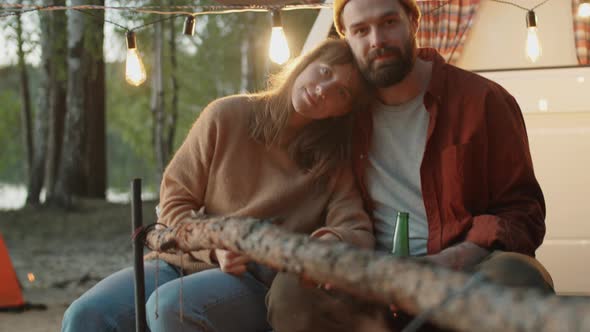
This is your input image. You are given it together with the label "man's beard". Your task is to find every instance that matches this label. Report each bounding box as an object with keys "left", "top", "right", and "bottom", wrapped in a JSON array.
[{"left": 360, "top": 38, "right": 416, "bottom": 88}]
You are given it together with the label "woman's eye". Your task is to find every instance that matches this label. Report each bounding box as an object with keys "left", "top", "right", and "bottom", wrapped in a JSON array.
[
  {"left": 320, "top": 67, "right": 330, "bottom": 76},
  {"left": 354, "top": 27, "right": 368, "bottom": 36}
]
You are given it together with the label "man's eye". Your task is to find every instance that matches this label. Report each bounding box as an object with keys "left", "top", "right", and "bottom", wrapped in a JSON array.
[
  {"left": 338, "top": 88, "right": 348, "bottom": 97},
  {"left": 385, "top": 19, "right": 395, "bottom": 25},
  {"left": 320, "top": 67, "right": 330, "bottom": 75}
]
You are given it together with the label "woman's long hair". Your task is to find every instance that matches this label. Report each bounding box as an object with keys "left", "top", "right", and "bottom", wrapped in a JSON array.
[{"left": 249, "top": 39, "right": 370, "bottom": 185}]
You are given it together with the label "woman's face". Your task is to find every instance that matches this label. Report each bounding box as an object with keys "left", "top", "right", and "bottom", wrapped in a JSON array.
[{"left": 291, "top": 59, "right": 362, "bottom": 126}]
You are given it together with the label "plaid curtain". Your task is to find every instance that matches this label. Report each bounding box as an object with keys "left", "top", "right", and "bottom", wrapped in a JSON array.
[
  {"left": 572, "top": 0, "right": 590, "bottom": 64},
  {"left": 417, "top": 0, "right": 481, "bottom": 64}
]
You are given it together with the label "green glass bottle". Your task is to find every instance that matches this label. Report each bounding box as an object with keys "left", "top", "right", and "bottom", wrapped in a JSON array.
[{"left": 392, "top": 212, "right": 410, "bottom": 257}]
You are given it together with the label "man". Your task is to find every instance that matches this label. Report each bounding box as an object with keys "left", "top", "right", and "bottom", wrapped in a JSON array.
[{"left": 267, "top": 0, "right": 554, "bottom": 331}]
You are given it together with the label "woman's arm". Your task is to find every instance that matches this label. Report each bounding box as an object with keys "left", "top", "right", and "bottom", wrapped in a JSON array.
[
  {"left": 311, "top": 166, "right": 375, "bottom": 249},
  {"left": 157, "top": 99, "right": 225, "bottom": 264}
]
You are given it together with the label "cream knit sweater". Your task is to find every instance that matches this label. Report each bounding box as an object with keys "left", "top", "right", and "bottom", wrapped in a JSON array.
[{"left": 152, "top": 95, "right": 374, "bottom": 273}]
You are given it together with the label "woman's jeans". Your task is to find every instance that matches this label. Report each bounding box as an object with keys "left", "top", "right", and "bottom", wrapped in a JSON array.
[{"left": 61, "top": 260, "right": 272, "bottom": 332}]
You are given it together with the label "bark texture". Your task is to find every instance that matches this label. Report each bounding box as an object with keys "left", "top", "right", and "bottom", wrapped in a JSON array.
[
  {"left": 145, "top": 215, "right": 590, "bottom": 332},
  {"left": 151, "top": 15, "right": 165, "bottom": 191},
  {"left": 15, "top": 12, "right": 34, "bottom": 187},
  {"left": 53, "top": 0, "right": 105, "bottom": 205},
  {"left": 27, "top": 0, "right": 67, "bottom": 205}
]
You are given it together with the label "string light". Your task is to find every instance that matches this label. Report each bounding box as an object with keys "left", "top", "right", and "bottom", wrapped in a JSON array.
[
  {"left": 525, "top": 11, "right": 542, "bottom": 63},
  {"left": 490, "top": 1, "right": 550, "bottom": 63},
  {"left": 125, "top": 31, "right": 147, "bottom": 86},
  {"left": 578, "top": 0, "right": 590, "bottom": 18},
  {"left": 268, "top": 9, "right": 290, "bottom": 65}
]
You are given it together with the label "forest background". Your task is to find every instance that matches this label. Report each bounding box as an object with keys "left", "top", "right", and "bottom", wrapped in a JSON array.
[
  {"left": 0, "top": 2, "right": 316, "bottom": 329},
  {"left": 0, "top": 0, "right": 317, "bottom": 206}
]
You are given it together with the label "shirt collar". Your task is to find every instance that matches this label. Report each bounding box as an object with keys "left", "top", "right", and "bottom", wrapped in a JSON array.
[{"left": 417, "top": 48, "right": 447, "bottom": 106}]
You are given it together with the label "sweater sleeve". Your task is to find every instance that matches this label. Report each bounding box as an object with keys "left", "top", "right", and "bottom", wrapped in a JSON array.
[
  {"left": 311, "top": 166, "right": 375, "bottom": 249},
  {"left": 465, "top": 86, "right": 546, "bottom": 256},
  {"left": 156, "top": 99, "right": 223, "bottom": 264}
]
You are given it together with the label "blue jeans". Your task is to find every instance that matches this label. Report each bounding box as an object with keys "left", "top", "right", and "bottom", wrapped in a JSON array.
[{"left": 61, "top": 260, "right": 271, "bottom": 332}]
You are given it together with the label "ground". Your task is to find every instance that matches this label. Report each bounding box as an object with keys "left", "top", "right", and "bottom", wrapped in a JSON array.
[{"left": 0, "top": 199, "right": 158, "bottom": 332}]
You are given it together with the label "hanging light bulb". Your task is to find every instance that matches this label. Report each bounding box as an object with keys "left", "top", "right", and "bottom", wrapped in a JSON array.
[
  {"left": 525, "top": 11, "right": 542, "bottom": 63},
  {"left": 184, "top": 15, "right": 196, "bottom": 36},
  {"left": 268, "top": 10, "right": 290, "bottom": 65},
  {"left": 125, "top": 31, "right": 147, "bottom": 86},
  {"left": 578, "top": 0, "right": 590, "bottom": 18}
]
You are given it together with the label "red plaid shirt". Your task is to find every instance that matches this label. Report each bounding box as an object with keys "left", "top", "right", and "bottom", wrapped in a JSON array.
[{"left": 352, "top": 48, "right": 546, "bottom": 256}]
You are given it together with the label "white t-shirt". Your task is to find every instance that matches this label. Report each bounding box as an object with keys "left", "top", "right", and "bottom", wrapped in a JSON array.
[{"left": 367, "top": 93, "right": 429, "bottom": 255}]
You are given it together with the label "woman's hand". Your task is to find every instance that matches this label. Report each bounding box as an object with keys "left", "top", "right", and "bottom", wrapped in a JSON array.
[
  {"left": 299, "top": 232, "right": 341, "bottom": 288},
  {"left": 213, "top": 249, "right": 251, "bottom": 275}
]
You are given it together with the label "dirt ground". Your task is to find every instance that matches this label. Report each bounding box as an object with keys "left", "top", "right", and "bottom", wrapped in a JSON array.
[{"left": 0, "top": 199, "right": 159, "bottom": 332}]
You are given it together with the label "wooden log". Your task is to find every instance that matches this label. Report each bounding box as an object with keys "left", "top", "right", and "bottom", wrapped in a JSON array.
[{"left": 145, "top": 214, "right": 590, "bottom": 332}]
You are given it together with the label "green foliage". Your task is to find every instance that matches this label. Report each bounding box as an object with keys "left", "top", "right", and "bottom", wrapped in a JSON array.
[
  {"left": 107, "top": 126, "right": 156, "bottom": 191},
  {"left": 0, "top": 89, "right": 24, "bottom": 183},
  {"left": 0, "top": 65, "right": 40, "bottom": 184}
]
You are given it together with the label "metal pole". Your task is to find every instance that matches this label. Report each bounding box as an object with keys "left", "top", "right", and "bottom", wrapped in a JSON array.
[{"left": 131, "top": 178, "right": 147, "bottom": 332}]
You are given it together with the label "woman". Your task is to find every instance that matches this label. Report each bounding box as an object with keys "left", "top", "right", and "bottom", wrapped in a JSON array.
[{"left": 62, "top": 39, "right": 374, "bottom": 332}]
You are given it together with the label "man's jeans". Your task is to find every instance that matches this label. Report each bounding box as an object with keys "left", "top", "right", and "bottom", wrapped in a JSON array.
[{"left": 62, "top": 260, "right": 271, "bottom": 332}]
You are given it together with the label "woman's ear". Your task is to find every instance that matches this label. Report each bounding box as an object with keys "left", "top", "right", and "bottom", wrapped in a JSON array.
[{"left": 410, "top": 15, "right": 420, "bottom": 38}]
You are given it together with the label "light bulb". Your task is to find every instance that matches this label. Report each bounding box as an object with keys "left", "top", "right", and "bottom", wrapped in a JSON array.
[
  {"left": 269, "top": 27, "right": 290, "bottom": 64},
  {"left": 184, "top": 16, "right": 196, "bottom": 36},
  {"left": 578, "top": 1, "right": 590, "bottom": 18},
  {"left": 268, "top": 10, "right": 290, "bottom": 65},
  {"left": 525, "top": 27, "right": 542, "bottom": 63},
  {"left": 125, "top": 32, "right": 146, "bottom": 86},
  {"left": 525, "top": 11, "right": 542, "bottom": 63}
]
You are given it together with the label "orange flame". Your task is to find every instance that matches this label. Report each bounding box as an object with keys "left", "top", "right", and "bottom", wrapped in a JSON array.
[{"left": 27, "top": 272, "right": 35, "bottom": 282}]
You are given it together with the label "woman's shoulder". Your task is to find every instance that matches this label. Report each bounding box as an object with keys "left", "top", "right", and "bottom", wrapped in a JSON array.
[{"left": 202, "top": 94, "right": 258, "bottom": 123}]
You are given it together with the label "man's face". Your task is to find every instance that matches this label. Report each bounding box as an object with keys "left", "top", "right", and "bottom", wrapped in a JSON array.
[{"left": 341, "top": 0, "right": 417, "bottom": 88}]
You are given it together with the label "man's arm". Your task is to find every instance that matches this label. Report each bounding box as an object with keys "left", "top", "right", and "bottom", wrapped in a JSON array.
[
  {"left": 422, "top": 242, "right": 490, "bottom": 270},
  {"left": 426, "top": 83, "right": 545, "bottom": 270},
  {"left": 463, "top": 85, "right": 546, "bottom": 257}
]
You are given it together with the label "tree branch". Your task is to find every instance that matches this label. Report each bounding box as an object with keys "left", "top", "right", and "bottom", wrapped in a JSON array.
[{"left": 145, "top": 214, "right": 590, "bottom": 332}]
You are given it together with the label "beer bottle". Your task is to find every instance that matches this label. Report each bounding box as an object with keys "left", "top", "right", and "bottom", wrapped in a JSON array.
[{"left": 392, "top": 212, "right": 410, "bottom": 257}]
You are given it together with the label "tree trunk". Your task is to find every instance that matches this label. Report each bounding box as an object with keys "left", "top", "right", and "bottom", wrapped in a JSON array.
[
  {"left": 240, "top": 13, "right": 258, "bottom": 93},
  {"left": 166, "top": 10, "right": 179, "bottom": 163},
  {"left": 15, "top": 12, "right": 34, "bottom": 191},
  {"left": 28, "top": 0, "right": 68, "bottom": 206},
  {"left": 151, "top": 15, "right": 165, "bottom": 192},
  {"left": 53, "top": 0, "right": 105, "bottom": 206},
  {"left": 25, "top": 7, "right": 46, "bottom": 205},
  {"left": 45, "top": 0, "right": 68, "bottom": 200},
  {"left": 83, "top": 0, "right": 106, "bottom": 198},
  {"left": 145, "top": 215, "right": 590, "bottom": 332}
]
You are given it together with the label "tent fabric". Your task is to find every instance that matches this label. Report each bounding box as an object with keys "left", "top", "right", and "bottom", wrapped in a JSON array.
[
  {"left": 572, "top": 0, "right": 590, "bottom": 64},
  {"left": 0, "top": 233, "right": 25, "bottom": 310}
]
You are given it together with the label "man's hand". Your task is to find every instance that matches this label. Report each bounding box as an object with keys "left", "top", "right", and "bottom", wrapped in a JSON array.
[
  {"left": 422, "top": 242, "right": 490, "bottom": 270},
  {"left": 212, "top": 249, "right": 250, "bottom": 276}
]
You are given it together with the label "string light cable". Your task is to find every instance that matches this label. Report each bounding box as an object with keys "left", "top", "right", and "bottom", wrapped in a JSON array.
[
  {"left": 0, "top": 3, "right": 333, "bottom": 18},
  {"left": 0, "top": 2, "right": 337, "bottom": 85},
  {"left": 0, "top": 1, "right": 451, "bottom": 85}
]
